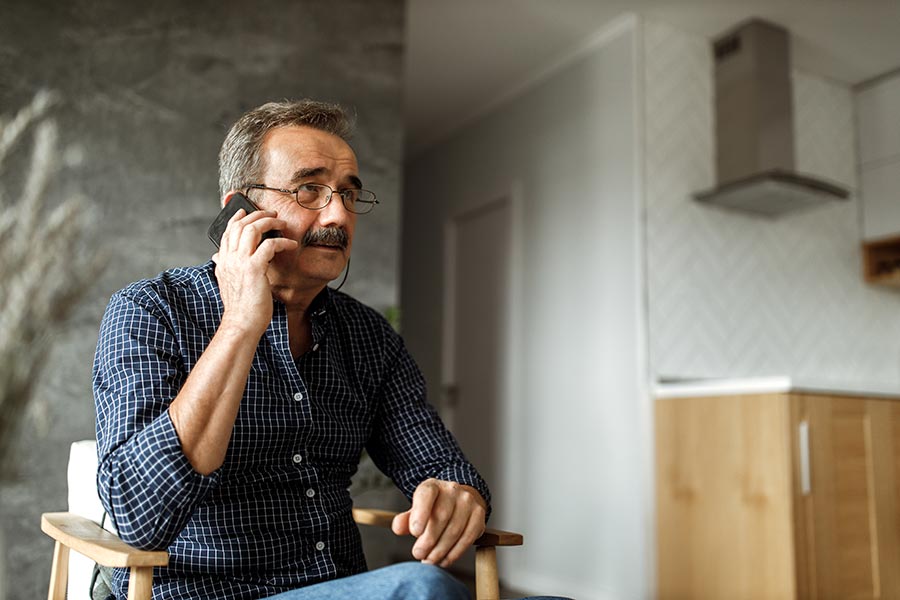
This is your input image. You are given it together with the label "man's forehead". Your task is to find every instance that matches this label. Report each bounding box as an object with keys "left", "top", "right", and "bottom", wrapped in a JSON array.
[
  {"left": 265, "top": 125, "right": 354, "bottom": 155},
  {"left": 262, "top": 126, "right": 359, "bottom": 177},
  {"left": 290, "top": 166, "right": 363, "bottom": 189}
]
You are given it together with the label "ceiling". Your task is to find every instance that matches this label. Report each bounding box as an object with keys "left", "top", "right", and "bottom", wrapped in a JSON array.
[{"left": 404, "top": 0, "right": 900, "bottom": 157}]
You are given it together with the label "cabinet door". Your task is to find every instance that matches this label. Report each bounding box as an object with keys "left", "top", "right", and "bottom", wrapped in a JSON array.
[
  {"left": 657, "top": 394, "right": 796, "bottom": 600},
  {"left": 857, "top": 75, "right": 900, "bottom": 168},
  {"left": 870, "top": 400, "right": 900, "bottom": 599},
  {"left": 794, "top": 395, "right": 900, "bottom": 600},
  {"left": 861, "top": 160, "right": 900, "bottom": 241},
  {"left": 858, "top": 74, "right": 900, "bottom": 241}
]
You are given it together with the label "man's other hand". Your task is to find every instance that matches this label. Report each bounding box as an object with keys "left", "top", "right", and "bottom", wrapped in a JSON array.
[{"left": 391, "top": 479, "right": 487, "bottom": 568}]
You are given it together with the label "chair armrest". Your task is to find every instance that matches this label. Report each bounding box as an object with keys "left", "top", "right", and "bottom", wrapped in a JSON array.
[
  {"left": 41, "top": 512, "right": 169, "bottom": 568},
  {"left": 351, "top": 508, "right": 523, "bottom": 547}
]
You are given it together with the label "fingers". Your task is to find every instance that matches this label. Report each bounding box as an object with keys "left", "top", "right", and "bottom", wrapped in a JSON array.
[
  {"left": 221, "top": 208, "right": 247, "bottom": 252},
  {"left": 397, "top": 480, "right": 489, "bottom": 567},
  {"left": 220, "top": 210, "right": 287, "bottom": 258},
  {"left": 438, "top": 505, "right": 486, "bottom": 568},
  {"left": 421, "top": 489, "right": 486, "bottom": 566},
  {"left": 391, "top": 510, "right": 411, "bottom": 536},
  {"left": 408, "top": 479, "right": 439, "bottom": 538},
  {"left": 412, "top": 487, "right": 455, "bottom": 561},
  {"left": 253, "top": 236, "right": 298, "bottom": 263}
]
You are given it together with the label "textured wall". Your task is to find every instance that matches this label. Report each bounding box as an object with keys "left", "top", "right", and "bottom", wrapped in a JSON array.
[
  {"left": 0, "top": 1, "right": 403, "bottom": 598},
  {"left": 643, "top": 19, "right": 900, "bottom": 386}
]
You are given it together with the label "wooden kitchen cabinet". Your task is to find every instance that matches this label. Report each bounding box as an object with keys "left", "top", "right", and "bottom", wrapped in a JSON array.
[{"left": 656, "top": 392, "right": 900, "bottom": 599}]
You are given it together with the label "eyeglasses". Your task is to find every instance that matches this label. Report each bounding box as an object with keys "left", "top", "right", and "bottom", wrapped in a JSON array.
[{"left": 246, "top": 183, "right": 378, "bottom": 215}]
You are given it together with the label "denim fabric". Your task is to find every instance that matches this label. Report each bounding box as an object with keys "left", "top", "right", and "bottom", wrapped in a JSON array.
[
  {"left": 264, "top": 562, "right": 574, "bottom": 600},
  {"left": 264, "top": 562, "right": 469, "bottom": 599}
]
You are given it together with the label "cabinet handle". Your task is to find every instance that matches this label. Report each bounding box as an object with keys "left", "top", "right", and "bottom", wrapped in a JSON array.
[{"left": 799, "top": 420, "right": 811, "bottom": 495}]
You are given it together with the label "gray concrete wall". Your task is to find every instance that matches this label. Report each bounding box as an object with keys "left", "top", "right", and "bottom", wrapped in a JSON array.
[{"left": 0, "top": 1, "right": 404, "bottom": 598}]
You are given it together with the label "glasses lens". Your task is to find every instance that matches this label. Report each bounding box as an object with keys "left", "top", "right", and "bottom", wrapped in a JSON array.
[
  {"left": 296, "top": 183, "right": 329, "bottom": 208},
  {"left": 338, "top": 189, "right": 377, "bottom": 214}
]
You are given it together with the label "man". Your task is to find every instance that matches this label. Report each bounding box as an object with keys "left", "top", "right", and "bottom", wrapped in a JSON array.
[{"left": 93, "top": 100, "right": 489, "bottom": 600}]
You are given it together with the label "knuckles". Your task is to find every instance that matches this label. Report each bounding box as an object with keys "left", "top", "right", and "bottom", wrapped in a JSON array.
[{"left": 431, "top": 504, "right": 453, "bottom": 523}]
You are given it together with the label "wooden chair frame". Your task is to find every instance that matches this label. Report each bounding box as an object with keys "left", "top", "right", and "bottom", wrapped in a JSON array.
[{"left": 43, "top": 507, "right": 522, "bottom": 600}]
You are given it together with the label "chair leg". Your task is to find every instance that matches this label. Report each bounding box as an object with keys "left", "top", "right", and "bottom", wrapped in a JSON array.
[
  {"left": 127, "top": 566, "right": 154, "bottom": 600},
  {"left": 47, "top": 541, "right": 69, "bottom": 600},
  {"left": 475, "top": 545, "right": 499, "bottom": 600}
]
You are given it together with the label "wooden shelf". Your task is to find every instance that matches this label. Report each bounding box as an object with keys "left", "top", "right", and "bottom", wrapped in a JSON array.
[{"left": 863, "top": 234, "right": 900, "bottom": 286}]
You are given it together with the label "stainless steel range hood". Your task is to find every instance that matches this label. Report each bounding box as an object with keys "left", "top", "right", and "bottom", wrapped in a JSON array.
[{"left": 693, "top": 19, "right": 849, "bottom": 218}]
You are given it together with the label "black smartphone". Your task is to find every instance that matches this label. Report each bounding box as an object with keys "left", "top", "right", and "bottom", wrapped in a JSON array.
[{"left": 207, "top": 192, "right": 282, "bottom": 248}]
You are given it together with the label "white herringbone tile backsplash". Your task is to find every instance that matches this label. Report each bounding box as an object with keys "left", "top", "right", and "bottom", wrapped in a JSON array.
[{"left": 643, "top": 20, "right": 900, "bottom": 387}]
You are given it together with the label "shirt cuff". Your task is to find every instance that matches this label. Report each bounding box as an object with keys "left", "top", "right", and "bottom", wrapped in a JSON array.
[{"left": 131, "top": 409, "right": 220, "bottom": 507}]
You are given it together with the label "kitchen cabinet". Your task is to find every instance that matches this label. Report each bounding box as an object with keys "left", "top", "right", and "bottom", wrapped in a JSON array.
[
  {"left": 656, "top": 390, "right": 900, "bottom": 599},
  {"left": 857, "top": 74, "right": 900, "bottom": 171},
  {"left": 861, "top": 162, "right": 900, "bottom": 243},
  {"left": 858, "top": 73, "right": 900, "bottom": 285}
]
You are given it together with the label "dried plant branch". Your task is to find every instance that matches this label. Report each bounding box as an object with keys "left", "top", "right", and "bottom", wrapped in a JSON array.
[{"left": 0, "top": 91, "right": 105, "bottom": 478}]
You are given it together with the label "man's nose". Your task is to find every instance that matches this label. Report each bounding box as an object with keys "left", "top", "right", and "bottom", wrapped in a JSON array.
[{"left": 318, "top": 192, "right": 353, "bottom": 226}]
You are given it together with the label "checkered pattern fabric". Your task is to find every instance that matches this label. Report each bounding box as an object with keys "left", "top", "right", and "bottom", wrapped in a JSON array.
[{"left": 93, "top": 261, "right": 490, "bottom": 600}]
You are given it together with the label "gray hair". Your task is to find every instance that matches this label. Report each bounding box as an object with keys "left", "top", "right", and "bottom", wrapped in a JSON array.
[{"left": 218, "top": 99, "right": 355, "bottom": 198}]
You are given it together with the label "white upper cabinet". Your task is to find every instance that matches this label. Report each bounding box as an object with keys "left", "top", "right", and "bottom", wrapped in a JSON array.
[
  {"left": 858, "top": 73, "right": 900, "bottom": 241},
  {"left": 858, "top": 75, "right": 900, "bottom": 166}
]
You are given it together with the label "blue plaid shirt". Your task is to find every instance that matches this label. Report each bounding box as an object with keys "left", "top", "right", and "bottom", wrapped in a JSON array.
[{"left": 93, "top": 261, "right": 490, "bottom": 600}]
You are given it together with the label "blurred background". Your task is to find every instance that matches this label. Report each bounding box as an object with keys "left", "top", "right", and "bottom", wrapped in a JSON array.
[{"left": 3, "top": 1, "right": 900, "bottom": 599}]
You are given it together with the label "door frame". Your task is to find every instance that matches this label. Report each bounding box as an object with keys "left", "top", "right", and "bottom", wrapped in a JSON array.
[{"left": 440, "top": 180, "right": 525, "bottom": 526}]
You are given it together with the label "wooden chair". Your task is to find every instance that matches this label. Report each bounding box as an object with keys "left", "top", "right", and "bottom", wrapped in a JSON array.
[{"left": 42, "top": 441, "right": 523, "bottom": 600}]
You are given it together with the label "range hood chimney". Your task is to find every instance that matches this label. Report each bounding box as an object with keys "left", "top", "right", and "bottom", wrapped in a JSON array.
[{"left": 694, "top": 19, "right": 849, "bottom": 217}]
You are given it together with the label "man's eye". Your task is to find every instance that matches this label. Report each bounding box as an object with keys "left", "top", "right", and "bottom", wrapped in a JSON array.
[
  {"left": 340, "top": 190, "right": 359, "bottom": 203},
  {"left": 296, "top": 184, "right": 321, "bottom": 203}
]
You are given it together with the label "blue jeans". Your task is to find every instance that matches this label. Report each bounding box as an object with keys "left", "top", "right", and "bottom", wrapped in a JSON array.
[
  {"left": 264, "top": 563, "right": 467, "bottom": 599},
  {"left": 263, "top": 562, "right": 570, "bottom": 600}
]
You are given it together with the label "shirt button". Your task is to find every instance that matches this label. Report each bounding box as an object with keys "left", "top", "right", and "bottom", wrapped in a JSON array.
[
  {"left": 312, "top": 343, "right": 319, "bottom": 352},
  {"left": 306, "top": 488, "right": 316, "bottom": 498},
  {"left": 292, "top": 454, "right": 303, "bottom": 464},
  {"left": 315, "top": 541, "right": 325, "bottom": 551},
  {"left": 293, "top": 392, "right": 303, "bottom": 401}
]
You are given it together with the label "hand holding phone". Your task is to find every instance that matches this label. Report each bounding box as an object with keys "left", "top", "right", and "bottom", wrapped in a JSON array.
[{"left": 207, "top": 192, "right": 283, "bottom": 248}]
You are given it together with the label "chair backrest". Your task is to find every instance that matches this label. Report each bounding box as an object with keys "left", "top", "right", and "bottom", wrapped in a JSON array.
[{"left": 67, "top": 440, "right": 115, "bottom": 600}]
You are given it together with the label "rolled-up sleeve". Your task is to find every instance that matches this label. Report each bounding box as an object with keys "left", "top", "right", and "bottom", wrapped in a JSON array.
[
  {"left": 365, "top": 338, "right": 492, "bottom": 519},
  {"left": 93, "top": 292, "right": 218, "bottom": 550}
]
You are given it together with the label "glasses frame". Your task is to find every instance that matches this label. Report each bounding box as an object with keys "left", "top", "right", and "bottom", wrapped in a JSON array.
[{"left": 245, "top": 183, "right": 378, "bottom": 215}]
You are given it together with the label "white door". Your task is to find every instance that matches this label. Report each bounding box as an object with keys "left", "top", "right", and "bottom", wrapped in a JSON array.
[{"left": 444, "top": 197, "right": 512, "bottom": 505}]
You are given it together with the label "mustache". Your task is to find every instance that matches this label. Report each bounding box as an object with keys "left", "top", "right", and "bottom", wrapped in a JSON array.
[{"left": 302, "top": 227, "right": 349, "bottom": 250}]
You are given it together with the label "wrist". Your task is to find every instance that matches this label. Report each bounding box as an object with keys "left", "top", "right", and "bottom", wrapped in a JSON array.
[
  {"left": 219, "top": 312, "right": 268, "bottom": 340},
  {"left": 459, "top": 484, "right": 488, "bottom": 511}
]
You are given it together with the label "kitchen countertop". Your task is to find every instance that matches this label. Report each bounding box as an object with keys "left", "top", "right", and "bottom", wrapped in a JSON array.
[{"left": 654, "top": 375, "right": 900, "bottom": 399}]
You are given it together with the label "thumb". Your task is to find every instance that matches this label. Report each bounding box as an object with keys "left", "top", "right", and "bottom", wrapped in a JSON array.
[{"left": 392, "top": 509, "right": 411, "bottom": 536}]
